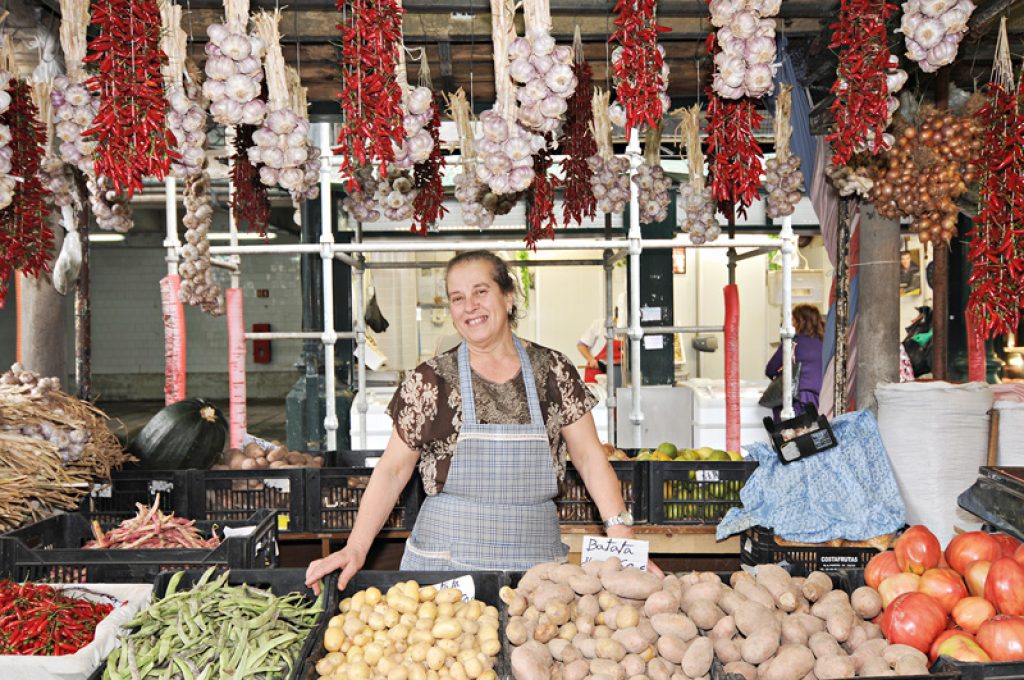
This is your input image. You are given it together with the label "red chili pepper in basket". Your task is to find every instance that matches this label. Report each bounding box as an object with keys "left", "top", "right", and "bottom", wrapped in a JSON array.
[{"left": 0, "top": 580, "right": 114, "bottom": 656}]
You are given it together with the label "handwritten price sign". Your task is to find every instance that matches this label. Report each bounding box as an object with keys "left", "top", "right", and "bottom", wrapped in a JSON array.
[{"left": 580, "top": 535, "right": 649, "bottom": 572}]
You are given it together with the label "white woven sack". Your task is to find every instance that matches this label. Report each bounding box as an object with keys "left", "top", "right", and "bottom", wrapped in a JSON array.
[
  {"left": 995, "top": 401, "right": 1024, "bottom": 467},
  {"left": 876, "top": 381, "right": 993, "bottom": 546}
]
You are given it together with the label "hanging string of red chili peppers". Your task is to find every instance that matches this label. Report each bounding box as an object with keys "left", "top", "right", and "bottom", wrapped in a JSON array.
[
  {"left": 335, "top": 0, "right": 404, "bottom": 190},
  {"left": 562, "top": 40, "right": 596, "bottom": 227},
  {"left": 526, "top": 134, "right": 559, "bottom": 248},
  {"left": 410, "top": 100, "right": 446, "bottom": 235},
  {"left": 83, "top": 0, "right": 175, "bottom": 196},
  {"left": 611, "top": 0, "right": 669, "bottom": 133},
  {"left": 966, "top": 81, "right": 1024, "bottom": 340},
  {"left": 0, "top": 80, "right": 52, "bottom": 307},
  {"left": 230, "top": 124, "right": 271, "bottom": 235},
  {"left": 826, "top": 0, "right": 897, "bottom": 167}
]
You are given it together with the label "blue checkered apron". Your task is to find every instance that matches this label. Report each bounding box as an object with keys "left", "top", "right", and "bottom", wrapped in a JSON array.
[{"left": 400, "top": 335, "right": 568, "bottom": 571}]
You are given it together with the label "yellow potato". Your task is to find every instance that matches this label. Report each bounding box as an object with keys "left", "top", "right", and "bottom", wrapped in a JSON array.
[{"left": 324, "top": 627, "right": 345, "bottom": 652}]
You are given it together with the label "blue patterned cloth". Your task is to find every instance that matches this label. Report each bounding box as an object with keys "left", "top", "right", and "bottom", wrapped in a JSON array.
[{"left": 716, "top": 410, "right": 906, "bottom": 542}]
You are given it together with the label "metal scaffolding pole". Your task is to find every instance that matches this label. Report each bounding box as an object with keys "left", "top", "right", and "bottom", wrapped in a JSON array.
[{"left": 626, "top": 127, "right": 644, "bottom": 449}]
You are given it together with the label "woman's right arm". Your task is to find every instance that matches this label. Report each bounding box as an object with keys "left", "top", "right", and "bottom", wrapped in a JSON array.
[{"left": 305, "top": 426, "right": 419, "bottom": 593}]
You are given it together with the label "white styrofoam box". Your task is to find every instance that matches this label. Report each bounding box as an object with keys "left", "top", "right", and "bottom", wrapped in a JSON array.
[
  {"left": 693, "top": 425, "right": 770, "bottom": 451},
  {"left": 682, "top": 378, "right": 772, "bottom": 426}
]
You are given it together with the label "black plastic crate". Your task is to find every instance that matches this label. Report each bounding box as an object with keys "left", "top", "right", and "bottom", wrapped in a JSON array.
[
  {"left": 712, "top": 657, "right": 960, "bottom": 680},
  {"left": 305, "top": 451, "right": 422, "bottom": 532},
  {"left": 189, "top": 467, "right": 307, "bottom": 533},
  {"left": 557, "top": 460, "right": 647, "bottom": 524},
  {"left": 86, "top": 568, "right": 332, "bottom": 680},
  {"left": 79, "top": 469, "right": 191, "bottom": 524},
  {"left": 647, "top": 460, "right": 757, "bottom": 525},
  {"left": 300, "top": 570, "right": 509, "bottom": 679},
  {"left": 1, "top": 510, "right": 277, "bottom": 583},
  {"left": 740, "top": 526, "right": 882, "bottom": 577},
  {"left": 934, "top": 656, "right": 1024, "bottom": 679}
]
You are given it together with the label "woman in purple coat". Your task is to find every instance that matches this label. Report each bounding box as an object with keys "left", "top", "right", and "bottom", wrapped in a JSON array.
[{"left": 765, "top": 304, "right": 825, "bottom": 422}]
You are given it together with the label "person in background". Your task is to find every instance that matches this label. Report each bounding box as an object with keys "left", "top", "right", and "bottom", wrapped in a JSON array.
[
  {"left": 765, "top": 303, "right": 825, "bottom": 422},
  {"left": 306, "top": 250, "right": 660, "bottom": 592},
  {"left": 577, "top": 310, "right": 624, "bottom": 385}
]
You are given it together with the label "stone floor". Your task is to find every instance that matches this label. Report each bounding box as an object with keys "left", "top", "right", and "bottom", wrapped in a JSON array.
[{"left": 98, "top": 399, "right": 289, "bottom": 444}]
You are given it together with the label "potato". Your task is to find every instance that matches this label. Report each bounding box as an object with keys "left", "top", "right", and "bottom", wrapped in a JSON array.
[
  {"left": 510, "top": 640, "right": 552, "bottom": 680},
  {"left": 723, "top": 661, "right": 758, "bottom": 680},
  {"left": 810, "top": 590, "right": 851, "bottom": 619},
  {"left": 595, "top": 638, "right": 627, "bottom": 662},
  {"left": 240, "top": 457, "right": 258, "bottom": 470},
  {"left": 593, "top": 624, "right": 613, "bottom": 639},
  {"left": 243, "top": 442, "right": 264, "bottom": 457},
  {"left": 649, "top": 613, "right": 697, "bottom": 642},
  {"left": 589, "top": 658, "right": 626, "bottom": 680},
  {"left": 760, "top": 644, "right": 816, "bottom": 680},
  {"left": 661, "top": 574, "right": 683, "bottom": 601},
  {"left": 549, "top": 563, "right": 585, "bottom": 585},
  {"left": 547, "top": 638, "right": 574, "bottom": 662},
  {"left": 532, "top": 622, "right": 557, "bottom": 643},
  {"left": 637, "top": 618, "right": 658, "bottom": 645},
  {"left": 849, "top": 638, "right": 888, "bottom": 671},
  {"left": 782, "top": 616, "right": 810, "bottom": 646},
  {"left": 519, "top": 563, "right": 556, "bottom": 594},
  {"left": 734, "top": 601, "right": 779, "bottom": 638},
  {"left": 506, "top": 618, "right": 530, "bottom": 646},
  {"left": 714, "top": 636, "right": 742, "bottom": 664},
  {"left": 858, "top": 656, "right": 895, "bottom": 676},
  {"left": 756, "top": 564, "right": 800, "bottom": 612},
  {"left": 644, "top": 590, "right": 680, "bottom": 617},
  {"left": 850, "top": 587, "right": 882, "bottom": 620},
  {"left": 740, "top": 630, "right": 780, "bottom": 665},
  {"left": 569, "top": 574, "right": 603, "bottom": 596},
  {"left": 562, "top": 658, "right": 590, "bottom": 680},
  {"left": 882, "top": 644, "right": 927, "bottom": 668},
  {"left": 734, "top": 579, "right": 776, "bottom": 610},
  {"left": 894, "top": 655, "right": 929, "bottom": 676},
  {"left": 680, "top": 636, "right": 714, "bottom": 678},
  {"left": 825, "top": 606, "right": 857, "bottom": 643},
  {"left": 598, "top": 591, "right": 621, "bottom": 612},
  {"left": 612, "top": 626, "right": 648, "bottom": 654},
  {"left": 601, "top": 570, "right": 662, "bottom": 600},
  {"left": 718, "top": 589, "right": 748, "bottom": 616},
  {"left": 577, "top": 594, "right": 600, "bottom": 619},
  {"left": 266, "top": 446, "right": 287, "bottom": 463},
  {"left": 814, "top": 654, "right": 855, "bottom": 679},
  {"left": 545, "top": 601, "right": 571, "bottom": 626},
  {"left": 680, "top": 581, "right": 723, "bottom": 610},
  {"left": 656, "top": 635, "right": 689, "bottom": 664},
  {"left": 809, "top": 631, "right": 844, "bottom": 660},
  {"left": 789, "top": 612, "right": 826, "bottom": 637},
  {"left": 598, "top": 557, "right": 624, "bottom": 576},
  {"left": 687, "top": 599, "right": 725, "bottom": 630},
  {"left": 646, "top": 658, "right": 675, "bottom": 680},
  {"left": 286, "top": 451, "right": 306, "bottom": 465},
  {"left": 710, "top": 614, "right": 736, "bottom": 641},
  {"left": 616, "top": 605, "right": 640, "bottom": 630},
  {"left": 576, "top": 615, "right": 595, "bottom": 636},
  {"left": 253, "top": 456, "right": 268, "bottom": 468},
  {"left": 802, "top": 571, "right": 834, "bottom": 603},
  {"left": 574, "top": 635, "right": 597, "bottom": 659}
]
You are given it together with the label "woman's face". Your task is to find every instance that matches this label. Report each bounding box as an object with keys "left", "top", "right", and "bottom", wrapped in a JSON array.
[{"left": 446, "top": 260, "right": 513, "bottom": 346}]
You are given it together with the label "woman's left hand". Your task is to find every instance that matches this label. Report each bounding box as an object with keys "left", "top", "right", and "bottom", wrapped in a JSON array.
[
  {"left": 606, "top": 524, "right": 664, "bottom": 577},
  {"left": 647, "top": 559, "right": 664, "bottom": 578}
]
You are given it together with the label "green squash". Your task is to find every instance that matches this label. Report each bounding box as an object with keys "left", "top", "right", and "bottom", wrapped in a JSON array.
[{"left": 131, "top": 398, "right": 228, "bottom": 469}]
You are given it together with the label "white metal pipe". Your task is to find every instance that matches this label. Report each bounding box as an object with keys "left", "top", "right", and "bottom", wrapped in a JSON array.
[
  {"left": 334, "top": 252, "right": 362, "bottom": 268},
  {"left": 626, "top": 127, "right": 644, "bottom": 450},
  {"left": 639, "top": 325, "right": 725, "bottom": 335},
  {"left": 210, "top": 258, "right": 240, "bottom": 272},
  {"left": 319, "top": 123, "right": 340, "bottom": 451},
  {"left": 604, "top": 255, "right": 616, "bottom": 446},
  {"left": 164, "top": 177, "right": 179, "bottom": 276},
  {"left": 780, "top": 215, "right": 796, "bottom": 420},
  {"left": 245, "top": 331, "right": 358, "bottom": 340},
  {"left": 355, "top": 253, "right": 368, "bottom": 449}
]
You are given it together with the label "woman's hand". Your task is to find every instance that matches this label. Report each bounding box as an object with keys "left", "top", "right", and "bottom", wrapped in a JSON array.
[
  {"left": 605, "top": 524, "right": 663, "bottom": 577},
  {"left": 305, "top": 543, "right": 367, "bottom": 595}
]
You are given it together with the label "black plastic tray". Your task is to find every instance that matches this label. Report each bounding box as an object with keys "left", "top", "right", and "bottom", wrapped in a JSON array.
[
  {"left": 957, "top": 467, "right": 1024, "bottom": 542},
  {"left": 0, "top": 510, "right": 277, "bottom": 583},
  {"left": 647, "top": 460, "right": 757, "bottom": 525},
  {"left": 764, "top": 404, "right": 839, "bottom": 463},
  {"left": 87, "top": 568, "right": 332, "bottom": 680},
  {"left": 189, "top": 467, "right": 307, "bottom": 533},
  {"left": 299, "top": 570, "right": 510, "bottom": 679},
  {"left": 80, "top": 470, "right": 191, "bottom": 524},
  {"left": 557, "top": 460, "right": 647, "bottom": 524},
  {"left": 305, "top": 451, "right": 422, "bottom": 533},
  {"left": 740, "top": 526, "right": 882, "bottom": 576}
]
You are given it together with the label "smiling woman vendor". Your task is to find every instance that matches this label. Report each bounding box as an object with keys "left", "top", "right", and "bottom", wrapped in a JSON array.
[{"left": 306, "top": 250, "right": 659, "bottom": 591}]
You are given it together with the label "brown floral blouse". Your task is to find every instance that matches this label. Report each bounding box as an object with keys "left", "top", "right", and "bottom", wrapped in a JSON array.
[{"left": 387, "top": 340, "right": 599, "bottom": 495}]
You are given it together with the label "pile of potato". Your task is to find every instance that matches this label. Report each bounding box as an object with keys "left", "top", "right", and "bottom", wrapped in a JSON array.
[
  {"left": 504, "top": 559, "right": 933, "bottom": 680},
  {"left": 315, "top": 580, "right": 502, "bottom": 680},
  {"left": 212, "top": 441, "right": 324, "bottom": 470}
]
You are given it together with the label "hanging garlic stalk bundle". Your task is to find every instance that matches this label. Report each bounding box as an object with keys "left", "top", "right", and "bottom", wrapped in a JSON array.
[
  {"left": 50, "top": 0, "right": 97, "bottom": 174},
  {"left": 162, "top": 4, "right": 208, "bottom": 179},
  {"left": 284, "top": 65, "right": 321, "bottom": 204},
  {"left": 179, "top": 173, "right": 223, "bottom": 315},
  {"left": 588, "top": 88, "right": 630, "bottom": 214},
  {"left": 676, "top": 105, "right": 719, "bottom": 244},
  {"left": 764, "top": 85, "right": 803, "bottom": 219},
  {"left": 204, "top": 0, "right": 266, "bottom": 126},
  {"left": 609, "top": 44, "right": 670, "bottom": 130},
  {"left": 474, "top": 0, "right": 543, "bottom": 196},
  {"left": 342, "top": 165, "right": 383, "bottom": 223},
  {"left": 393, "top": 84, "right": 436, "bottom": 169},
  {"left": 248, "top": 12, "right": 319, "bottom": 207},
  {"left": 633, "top": 124, "right": 672, "bottom": 223},
  {"left": 899, "top": 0, "right": 975, "bottom": 73},
  {"left": 85, "top": 174, "right": 131, "bottom": 232},
  {"left": 370, "top": 44, "right": 418, "bottom": 222},
  {"left": 449, "top": 89, "right": 496, "bottom": 228},
  {"left": 33, "top": 81, "right": 77, "bottom": 211},
  {"left": 509, "top": 0, "right": 576, "bottom": 136},
  {"left": 0, "top": 65, "right": 14, "bottom": 210},
  {"left": 708, "top": 0, "right": 781, "bottom": 99}
]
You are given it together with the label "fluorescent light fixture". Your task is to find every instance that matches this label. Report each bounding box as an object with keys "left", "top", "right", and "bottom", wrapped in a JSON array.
[
  {"left": 205, "top": 232, "right": 277, "bottom": 241},
  {"left": 88, "top": 233, "right": 126, "bottom": 242}
]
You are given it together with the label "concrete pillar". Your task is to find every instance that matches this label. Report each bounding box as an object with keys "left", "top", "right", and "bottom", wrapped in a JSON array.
[
  {"left": 855, "top": 204, "right": 901, "bottom": 411},
  {"left": 18, "top": 222, "right": 68, "bottom": 383}
]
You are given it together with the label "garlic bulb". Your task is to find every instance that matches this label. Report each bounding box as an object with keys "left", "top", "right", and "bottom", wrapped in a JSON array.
[
  {"left": 898, "top": 0, "right": 975, "bottom": 73},
  {"left": 0, "top": 72, "right": 13, "bottom": 210},
  {"left": 763, "top": 155, "right": 803, "bottom": 218},
  {"left": 588, "top": 155, "right": 630, "bottom": 214},
  {"left": 86, "top": 174, "right": 133, "bottom": 233},
  {"left": 375, "top": 166, "right": 418, "bottom": 222},
  {"left": 178, "top": 172, "right": 223, "bottom": 315},
  {"left": 40, "top": 155, "right": 78, "bottom": 209},
  {"left": 678, "top": 184, "right": 720, "bottom": 245},
  {"left": 168, "top": 79, "right": 208, "bottom": 179},
  {"left": 393, "top": 86, "right": 436, "bottom": 170},
  {"left": 710, "top": 0, "right": 781, "bottom": 99},
  {"left": 50, "top": 74, "right": 99, "bottom": 175},
  {"left": 203, "top": 22, "right": 266, "bottom": 126},
  {"left": 342, "top": 165, "right": 383, "bottom": 223},
  {"left": 825, "top": 162, "right": 875, "bottom": 198},
  {"left": 473, "top": 110, "right": 540, "bottom": 195},
  {"left": 633, "top": 162, "right": 672, "bottom": 223},
  {"left": 251, "top": 109, "right": 319, "bottom": 202},
  {"left": 453, "top": 169, "right": 496, "bottom": 229},
  {"left": 509, "top": 30, "right": 576, "bottom": 136}
]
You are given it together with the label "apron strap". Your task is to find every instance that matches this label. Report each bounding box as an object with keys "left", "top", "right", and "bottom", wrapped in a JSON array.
[{"left": 457, "top": 335, "right": 545, "bottom": 427}]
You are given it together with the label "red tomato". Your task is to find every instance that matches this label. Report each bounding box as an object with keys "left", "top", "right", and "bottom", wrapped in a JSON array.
[
  {"left": 952, "top": 596, "right": 997, "bottom": 635},
  {"left": 946, "top": 531, "right": 1003, "bottom": 575},
  {"left": 1015, "top": 543, "right": 1024, "bottom": 568},
  {"left": 896, "top": 525, "right": 942, "bottom": 575},
  {"left": 878, "top": 572, "right": 921, "bottom": 609},
  {"left": 991, "top": 533, "right": 1022, "bottom": 559},
  {"left": 866, "top": 551, "right": 902, "bottom": 590},
  {"left": 985, "top": 557, "right": 1024, "bottom": 616},
  {"left": 965, "top": 560, "right": 992, "bottom": 598},
  {"left": 976, "top": 615, "right": 1024, "bottom": 662},
  {"left": 880, "top": 592, "right": 949, "bottom": 654},
  {"left": 930, "top": 629, "right": 991, "bottom": 663},
  {"left": 918, "top": 568, "right": 968, "bottom": 614}
]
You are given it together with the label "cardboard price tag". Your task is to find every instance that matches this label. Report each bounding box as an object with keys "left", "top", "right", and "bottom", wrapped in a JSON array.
[
  {"left": 581, "top": 535, "right": 650, "bottom": 572},
  {"left": 430, "top": 575, "right": 475, "bottom": 602}
]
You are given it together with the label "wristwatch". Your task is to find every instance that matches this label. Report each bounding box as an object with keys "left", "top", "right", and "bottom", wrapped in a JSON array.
[{"left": 603, "top": 510, "right": 634, "bottom": 529}]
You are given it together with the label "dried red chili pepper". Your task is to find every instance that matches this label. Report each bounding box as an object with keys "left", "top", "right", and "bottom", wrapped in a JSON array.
[
  {"left": 562, "top": 51, "right": 597, "bottom": 227},
  {"left": 0, "top": 79, "right": 52, "bottom": 307},
  {"left": 335, "top": 0, "right": 404, "bottom": 190},
  {"left": 410, "top": 100, "right": 446, "bottom": 235},
  {"left": 83, "top": 0, "right": 175, "bottom": 196},
  {"left": 705, "top": 89, "right": 763, "bottom": 219},
  {"left": 526, "top": 134, "right": 560, "bottom": 248},
  {"left": 611, "top": 0, "right": 669, "bottom": 132},
  {"left": 230, "top": 124, "right": 272, "bottom": 236},
  {"left": 826, "top": 0, "right": 897, "bottom": 166},
  {"left": 0, "top": 580, "right": 114, "bottom": 656}
]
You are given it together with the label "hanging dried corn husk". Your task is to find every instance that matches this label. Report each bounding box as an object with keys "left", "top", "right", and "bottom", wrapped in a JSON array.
[
  {"left": 588, "top": 88, "right": 629, "bottom": 214},
  {"left": 764, "top": 86, "right": 803, "bottom": 219},
  {"left": 676, "top": 105, "right": 720, "bottom": 243}
]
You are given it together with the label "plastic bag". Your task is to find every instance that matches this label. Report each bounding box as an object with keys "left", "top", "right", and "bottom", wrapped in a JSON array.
[
  {"left": 759, "top": 361, "right": 802, "bottom": 409},
  {"left": 364, "top": 287, "right": 389, "bottom": 333}
]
